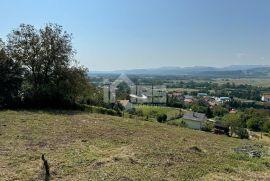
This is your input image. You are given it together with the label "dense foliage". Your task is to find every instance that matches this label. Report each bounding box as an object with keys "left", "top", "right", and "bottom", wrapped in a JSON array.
[
  {"left": 0, "top": 46, "right": 23, "bottom": 107},
  {"left": 0, "top": 24, "right": 91, "bottom": 108}
]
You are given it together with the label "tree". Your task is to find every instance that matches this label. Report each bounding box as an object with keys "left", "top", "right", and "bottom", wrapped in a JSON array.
[
  {"left": 222, "top": 113, "right": 243, "bottom": 137},
  {"left": 247, "top": 117, "right": 262, "bottom": 131},
  {"left": 222, "top": 112, "right": 251, "bottom": 138},
  {"left": 157, "top": 114, "right": 167, "bottom": 123},
  {"left": 212, "top": 105, "right": 229, "bottom": 117},
  {"left": 6, "top": 24, "right": 90, "bottom": 107},
  {"left": 116, "top": 82, "right": 131, "bottom": 100},
  {"left": 0, "top": 45, "right": 23, "bottom": 107},
  {"left": 206, "top": 107, "right": 213, "bottom": 118},
  {"left": 235, "top": 128, "right": 249, "bottom": 139}
]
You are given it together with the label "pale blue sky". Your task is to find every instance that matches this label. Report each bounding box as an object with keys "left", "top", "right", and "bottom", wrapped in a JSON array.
[{"left": 1, "top": 0, "right": 270, "bottom": 71}]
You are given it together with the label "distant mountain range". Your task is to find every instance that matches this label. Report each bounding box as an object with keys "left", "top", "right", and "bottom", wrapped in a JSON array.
[{"left": 91, "top": 65, "right": 270, "bottom": 78}]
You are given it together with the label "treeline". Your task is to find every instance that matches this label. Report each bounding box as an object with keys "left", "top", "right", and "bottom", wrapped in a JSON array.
[
  {"left": 0, "top": 24, "right": 91, "bottom": 109},
  {"left": 222, "top": 108, "right": 270, "bottom": 136},
  {"left": 168, "top": 81, "right": 268, "bottom": 101}
]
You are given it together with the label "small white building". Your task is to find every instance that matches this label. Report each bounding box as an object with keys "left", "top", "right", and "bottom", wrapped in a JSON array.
[
  {"left": 262, "top": 95, "right": 270, "bottom": 102},
  {"left": 215, "top": 97, "right": 231, "bottom": 103},
  {"left": 182, "top": 112, "right": 207, "bottom": 130}
]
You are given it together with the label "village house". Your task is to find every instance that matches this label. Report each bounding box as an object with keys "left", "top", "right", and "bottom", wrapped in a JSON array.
[
  {"left": 182, "top": 112, "right": 207, "bottom": 130},
  {"left": 261, "top": 95, "right": 270, "bottom": 102},
  {"left": 197, "top": 93, "right": 208, "bottom": 97},
  {"left": 215, "top": 97, "right": 231, "bottom": 103},
  {"left": 184, "top": 95, "right": 194, "bottom": 103}
]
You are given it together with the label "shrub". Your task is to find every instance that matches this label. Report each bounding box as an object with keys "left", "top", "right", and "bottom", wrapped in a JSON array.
[
  {"left": 235, "top": 128, "right": 249, "bottom": 139},
  {"left": 202, "top": 122, "right": 214, "bottom": 132},
  {"left": 167, "top": 118, "right": 187, "bottom": 127},
  {"left": 83, "top": 105, "right": 120, "bottom": 116},
  {"left": 136, "top": 110, "right": 144, "bottom": 117},
  {"left": 179, "top": 120, "right": 187, "bottom": 127},
  {"left": 157, "top": 114, "right": 167, "bottom": 123},
  {"left": 247, "top": 117, "right": 261, "bottom": 131},
  {"left": 263, "top": 120, "right": 270, "bottom": 133}
]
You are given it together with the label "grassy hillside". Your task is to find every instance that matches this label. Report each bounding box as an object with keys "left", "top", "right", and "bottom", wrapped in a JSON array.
[
  {"left": 134, "top": 105, "right": 181, "bottom": 120},
  {"left": 0, "top": 111, "right": 269, "bottom": 180}
]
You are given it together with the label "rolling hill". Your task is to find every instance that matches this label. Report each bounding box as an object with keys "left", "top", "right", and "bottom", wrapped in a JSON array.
[{"left": 91, "top": 65, "right": 270, "bottom": 78}]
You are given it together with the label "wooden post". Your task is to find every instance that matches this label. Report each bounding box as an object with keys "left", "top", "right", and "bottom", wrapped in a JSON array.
[{"left": 41, "top": 154, "right": 50, "bottom": 180}]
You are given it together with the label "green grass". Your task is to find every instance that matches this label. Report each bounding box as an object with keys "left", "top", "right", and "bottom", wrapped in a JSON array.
[
  {"left": 0, "top": 110, "right": 269, "bottom": 180},
  {"left": 134, "top": 105, "right": 181, "bottom": 120}
]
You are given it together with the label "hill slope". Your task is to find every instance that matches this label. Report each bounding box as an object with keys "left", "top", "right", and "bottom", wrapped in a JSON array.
[{"left": 0, "top": 111, "right": 269, "bottom": 180}]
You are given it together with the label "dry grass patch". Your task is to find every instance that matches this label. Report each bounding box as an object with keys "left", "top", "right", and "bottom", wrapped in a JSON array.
[{"left": 0, "top": 110, "right": 269, "bottom": 180}]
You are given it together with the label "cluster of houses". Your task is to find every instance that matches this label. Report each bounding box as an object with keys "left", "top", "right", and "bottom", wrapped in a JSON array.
[
  {"left": 118, "top": 92, "right": 231, "bottom": 110},
  {"left": 261, "top": 94, "right": 270, "bottom": 103},
  {"left": 167, "top": 92, "right": 231, "bottom": 107}
]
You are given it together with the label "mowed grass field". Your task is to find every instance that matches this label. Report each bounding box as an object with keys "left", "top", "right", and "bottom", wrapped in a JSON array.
[{"left": 0, "top": 111, "right": 270, "bottom": 180}]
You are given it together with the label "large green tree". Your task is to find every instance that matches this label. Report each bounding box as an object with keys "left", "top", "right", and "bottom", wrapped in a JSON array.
[
  {"left": 222, "top": 113, "right": 246, "bottom": 137},
  {"left": 6, "top": 24, "right": 90, "bottom": 107},
  {"left": 0, "top": 40, "right": 23, "bottom": 107}
]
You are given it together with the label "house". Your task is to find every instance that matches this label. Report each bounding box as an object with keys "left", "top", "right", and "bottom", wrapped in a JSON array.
[
  {"left": 184, "top": 95, "right": 193, "bottom": 99},
  {"left": 197, "top": 93, "right": 208, "bottom": 97},
  {"left": 215, "top": 97, "right": 231, "bottom": 103},
  {"left": 182, "top": 112, "right": 207, "bottom": 130},
  {"left": 118, "top": 100, "right": 133, "bottom": 110},
  {"left": 261, "top": 95, "right": 270, "bottom": 102},
  {"left": 184, "top": 95, "right": 194, "bottom": 103}
]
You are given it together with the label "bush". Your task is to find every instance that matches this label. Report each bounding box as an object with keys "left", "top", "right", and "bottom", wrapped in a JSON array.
[
  {"left": 157, "top": 114, "right": 167, "bottom": 123},
  {"left": 235, "top": 128, "right": 249, "bottom": 139},
  {"left": 263, "top": 120, "right": 270, "bottom": 133},
  {"left": 202, "top": 122, "right": 214, "bottom": 132},
  {"left": 247, "top": 117, "right": 261, "bottom": 131},
  {"left": 82, "top": 105, "right": 120, "bottom": 116},
  {"left": 167, "top": 119, "right": 187, "bottom": 127}
]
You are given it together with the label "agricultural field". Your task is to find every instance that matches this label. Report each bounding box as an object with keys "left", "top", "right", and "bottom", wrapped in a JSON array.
[
  {"left": 0, "top": 110, "right": 270, "bottom": 180},
  {"left": 213, "top": 78, "right": 270, "bottom": 87}
]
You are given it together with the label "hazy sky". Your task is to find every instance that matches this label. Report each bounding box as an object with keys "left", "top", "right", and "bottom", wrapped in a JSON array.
[{"left": 1, "top": 0, "right": 270, "bottom": 71}]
